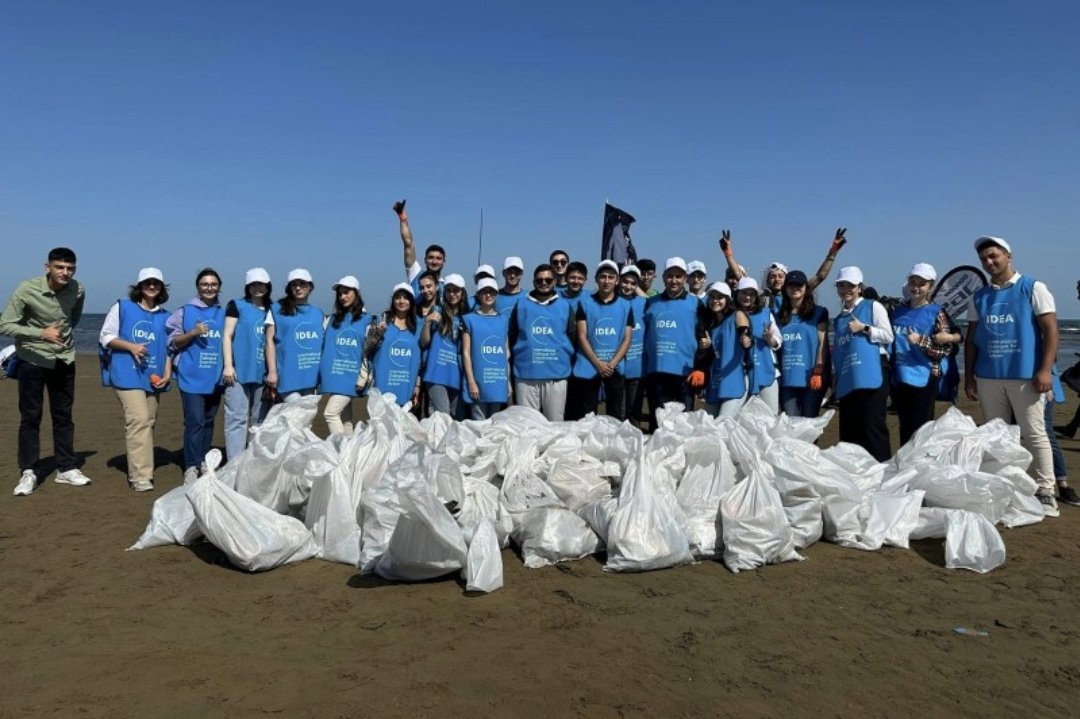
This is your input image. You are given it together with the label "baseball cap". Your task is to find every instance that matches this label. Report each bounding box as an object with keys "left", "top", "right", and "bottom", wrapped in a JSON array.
[
  {"left": 664, "top": 257, "right": 688, "bottom": 273},
  {"left": 974, "top": 236, "right": 1011, "bottom": 254},
  {"left": 766, "top": 261, "right": 789, "bottom": 274},
  {"left": 784, "top": 270, "right": 808, "bottom": 286},
  {"left": 706, "top": 281, "right": 732, "bottom": 298},
  {"left": 332, "top": 275, "right": 360, "bottom": 292},
  {"left": 287, "top": 268, "right": 314, "bottom": 284},
  {"left": 442, "top": 273, "right": 465, "bottom": 289},
  {"left": 596, "top": 260, "right": 619, "bottom": 275},
  {"left": 245, "top": 267, "right": 270, "bottom": 285},
  {"left": 476, "top": 277, "right": 499, "bottom": 293},
  {"left": 474, "top": 263, "right": 496, "bottom": 279},
  {"left": 391, "top": 282, "right": 415, "bottom": 298},
  {"left": 687, "top": 260, "right": 708, "bottom": 276},
  {"left": 137, "top": 267, "right": 164, "bottom": 284},
  {"left": 620, "top": 264, "right": 641, "bottom": 279},
  {"left": 908, "top": 263, "right": 937, "bottom": 282},
  {"left": 736, "top": 277, "right": 760, "bottom": 293},
  {"left": 503, "top": 256, "right": 524, "bottom": 271},
  {"left": 836, "top": 266, "right": 864, "bottom": 285}
]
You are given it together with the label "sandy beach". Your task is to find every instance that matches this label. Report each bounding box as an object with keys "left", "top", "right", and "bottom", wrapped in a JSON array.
[{"left": 2, "top": 363, "right": 1079, "bottom": 718}]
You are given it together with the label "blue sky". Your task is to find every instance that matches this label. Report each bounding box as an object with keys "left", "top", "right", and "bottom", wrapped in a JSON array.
[{"left": 2, "top": 1, "right": 1078, "bottom": 315}]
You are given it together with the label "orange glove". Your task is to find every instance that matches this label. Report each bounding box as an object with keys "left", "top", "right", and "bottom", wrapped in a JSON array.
[
  {"left": 687, "top": 370, "right": 706, "bottom": 389},
  {"left": 808, "top": 365, "right": 824, "bottom": 391}
]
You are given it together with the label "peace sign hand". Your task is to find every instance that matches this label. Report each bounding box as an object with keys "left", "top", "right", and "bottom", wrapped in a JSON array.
[
  {"left": 830, "top": 227, "right": 847, "bottom": 255},
  {"left": 719, "top": 230, "right": 732, "bottom": 257}
]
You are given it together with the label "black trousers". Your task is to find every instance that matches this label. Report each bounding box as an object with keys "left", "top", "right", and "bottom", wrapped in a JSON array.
[
  {"left": 18, "top": 359, "right": 77, "bottom": 474},
  {"left": 645, "top": 372, "right": 694, "bottom": 431},
  {"left": 565, "top": 373, "right": 627, "bottom": 421},
  {"left": 892, "top": 379, "right": 937, "bottom": 447},
  {"left": 838, "top": 361, "right": 891, "bottom": 462}
]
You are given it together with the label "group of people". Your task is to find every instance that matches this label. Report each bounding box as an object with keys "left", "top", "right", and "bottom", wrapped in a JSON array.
[{"left": 1, "top": 214, "right": 1076, "bottom": 518}]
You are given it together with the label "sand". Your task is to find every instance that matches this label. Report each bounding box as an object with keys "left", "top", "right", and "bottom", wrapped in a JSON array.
[{"left": 2, "top": 363, "right": 1079, "bottom": 718}]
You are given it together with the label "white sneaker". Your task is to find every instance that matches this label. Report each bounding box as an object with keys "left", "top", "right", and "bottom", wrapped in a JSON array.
[
  {"left": 1038, "top": 493, "right": 1060, "bottom": 518},
  {"left": 14, "top": 469, "right": 36, "bottom": 496},
  {"left": 55, "top": 468, "right": 92, "bottom": 486},
  {"left": 183, "top": 467, "right": 200, "bottom": 483},
  {"left": 130, "top": 479, "right": 154, "bottom": 492}
]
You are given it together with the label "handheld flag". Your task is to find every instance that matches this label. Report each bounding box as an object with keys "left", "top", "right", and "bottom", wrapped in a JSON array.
[{"left": 601, "top": 203, "right": 637, "bottom": 265}]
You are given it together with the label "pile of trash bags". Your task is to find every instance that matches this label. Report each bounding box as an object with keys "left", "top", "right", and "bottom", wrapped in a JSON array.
[{"left": 131, "top": 391, "right": 1044, "bottom": 591}]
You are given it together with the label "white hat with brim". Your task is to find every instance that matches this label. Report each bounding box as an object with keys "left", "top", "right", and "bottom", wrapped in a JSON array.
[
  {"left": 332, "top": 275, "right": 360, "bottom": 292},
  {"left": 503, "top": 257, "right": 524, "bottom": 271},
  {"left": 706, "top": 281, "right": 732, "bottom": 298},
  {"left": 137, "top": 267, "right": 164, "bottom": 284},
  {"left": 476, "top": 278, "right": 499, "bottom": 293},
  {"left": 836, "top": 266, "right": 864, "bottom": 285},
  {"left": 392, "top": 282, "right": 415, "bottom": 298},
  {"left": 287, "top": 268, "right": 314, "bottom": 284},
  {"left": 620, "top": 264, "right": 641, "bottom": 279},
  {"left": 474, "top": 264, "right": 496, "bottom": 278},
  {"left": 443, "top": 273, "right": 466, "bottom": 289},
  {"left": 664, "top": 257, "right": 688, "bottom": 273},
  {"left": 736, "top": 277, "right": 760, "bottom": 293},
  {"left": 907, "top": 263, "right": 937, "bottom": 282},
  {"left": 974, "top": 236, "right": 1011, "bottom": 254},
  {"left": 245, "top": 267, "right": 270, "bottom": 285},
  {"left": 687, "top": 260, "right": 708, "bottom": 276},
  {"left": 596, "top": 260, "right": 620, "bottom": 275}
]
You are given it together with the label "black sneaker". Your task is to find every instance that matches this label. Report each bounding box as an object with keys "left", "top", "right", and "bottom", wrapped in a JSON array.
[{"left": 1058, "top": 486, "right": 1080, "bottom": 508}]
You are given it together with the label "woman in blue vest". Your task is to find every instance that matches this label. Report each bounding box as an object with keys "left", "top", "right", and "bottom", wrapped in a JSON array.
[
  {"left": 266, "top": 268, "right": 324, "bottom": 404},
  {"left": 167, "top": 268, "right": 226, "bottom": 482},
  {"left": 369, "top": 283, "right": 423, "bottom": 407},
  {"left": 415, "top": 271, "right": 440, "bottom": 322},
  {"left": 734, "top": 277, "right": 782, "bottom": 413},
  {"left": 618, "top": 265, "right": 647, "bottom": 426},
  {"left": 696, "top": 281, "right": 751, "bottom": 418},
  {"left": 890, "top": 263, "right": 958, "bottom": 445},
  {"left": 461, "top": 277, "right": 511, "bottom": 420},
  {"left": 832, "top": 266, "right": 895, "bottom": 461},
  {"left": 776, "top": 270, "right": 829, "bottom": 418},
  {"left": 319, "top": 275, "right": 372, "bottom": 435},
  {"left": 221, "top": 267, "right": 272, "bottom": 462},
  {"left": 420, "top": 273, "right": 468, "bottom": 418},
  {"left": 99, "top": 267, "right": 172, "bottom": 491}
]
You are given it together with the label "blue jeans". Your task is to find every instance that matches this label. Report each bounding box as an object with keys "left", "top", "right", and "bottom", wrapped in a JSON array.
[
  {"left": 780, "top": 385, "right": 824, "bottom": 418},
  {"left": 425, "top": 382, "right": 463, "bottom": 419},
  {"left": 223, "top": 382, "right": 267, "bottom": 462},
  {"left": 1046, "top": 399, "right": 1067, "bottom": 480},
  {"left": 180, "top": 388, "right": 223, "bottom": 471}
]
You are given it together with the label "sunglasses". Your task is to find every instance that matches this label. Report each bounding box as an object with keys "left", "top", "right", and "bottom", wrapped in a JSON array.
[
  {"left": 551, "top": 259, "right": 568, "bottom": 266},
  {"left": 535, "top": 277, "right": 555, "bottom": 284}
]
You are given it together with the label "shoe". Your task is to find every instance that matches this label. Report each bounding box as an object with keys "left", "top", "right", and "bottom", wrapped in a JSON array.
[
  {"left": 130, "top": 479, "right": 154, "bottom": 493},
  {"left": 183, "top": 467, "right": 200, "bottom": 483},
  {"left": 14, "top": 469, "right": 36, "bottom": 496},
  {"left": 55, "top": 468, "right": 92, "bottom": 486},
  {"left": 1038, "top": 493, "right": 1060, "bottom": 518},
  {"left": 1058, "top": 486, "right": 1080, "bottom": 508},
  {"left": 1056, "top": 425, "right": 1078, "bottom": 439}
]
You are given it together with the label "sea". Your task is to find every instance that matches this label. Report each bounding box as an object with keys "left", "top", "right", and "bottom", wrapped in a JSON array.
[{"left": 3, "top": 314, "right": 1080, "bottom": 372}]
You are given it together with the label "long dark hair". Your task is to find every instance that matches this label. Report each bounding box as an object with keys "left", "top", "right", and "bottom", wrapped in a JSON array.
[
  {"left": 331, "top": 289, "right": 366, "bottom": 329},
  {"left": 437, "top": 287, "right": 469, "bottom": 337},
  {"left": 244, "top": 282, "right": 273, "bottom": 308},
  {"left": 128, "top": 281, "right": 170, "bottom": 306},
  {"left": 387, "top": 290, "right": 418, "bottom": 333},
  {"left": 702, "top": 293, "right": 734, "bottom": 331},
  {"left": 278, "top": 280, "right": 312, "bottom": 317},
  {"left": 414, "top": 271, "right": 439, "bottom": 316},
  {"left": 779, "top": 285, "right": 819, "bottom": 326}
]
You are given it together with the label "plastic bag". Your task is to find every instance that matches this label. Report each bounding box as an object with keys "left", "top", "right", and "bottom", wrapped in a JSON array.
[
  {"left": 129, "top": 449, "right": 223, "bottom": 550},
  {"left": 576, "top": 497, "right": 618, "bottom": 549},
  {"left": 945, "top": 510, "right": 1006, "bottom": 573},
  {"left": 463, "top": 519, "right": 503, "bottom": 592},
  {"left": 721, "top": 471, "right": 804, "bottom": 572},
  {"left": 675, "top": 446, "right": 736, "bottom": 558},
  {"left": 907, "top": 465, "right": 1013, "bottom": 523},
  {"left": 374, "top": 472, "right": 468, "bottom": 582},
  {"left": 187, "top": 475, "right": 317, "bottom": 572},
  {"left": 545, "top": 454, "right": 614, "bottom": 510},
  {"left": 512, "top": 507, "right": 599, "bottom": 568},
  {"left": 303, "top": 440, "right": 361, "bottom": 565},
  {"left": 860, "top": 491, "right": 924, "bottom": 549}
]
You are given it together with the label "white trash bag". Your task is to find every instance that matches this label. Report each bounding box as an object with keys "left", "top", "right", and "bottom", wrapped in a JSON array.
[
  {"left": 463, "top": 519, "right": 503, "bottom": 593},
  {"left": 374, "top": 471, "right": 468, "bottom": 582},
  {"left": 129, "top": 449, "right": 223, "bottom": 550},
  {"left": 512, "top": 507, "right": 599, "bottom": 568},
  {"left": 945, "top": 510, "right": 1007, "bottom": 573},
  {"left": 722, "top": 470, "right": 804, "bottom": 573}
]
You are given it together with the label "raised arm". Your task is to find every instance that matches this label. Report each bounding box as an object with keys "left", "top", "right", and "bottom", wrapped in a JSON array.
[
  {"left": 808, "top": 228, "right": 847, "bottom": 290},
  {"left": 393, "top": 199, "right": 417, "bottom": 274},
  {"left": 718, "top": 230, "right": 747, "bottom": 280}
]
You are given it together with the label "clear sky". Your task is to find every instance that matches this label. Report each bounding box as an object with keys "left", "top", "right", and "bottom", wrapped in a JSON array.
[{"left": 2, "top": 1, "right": 1078, "bottom": 315}]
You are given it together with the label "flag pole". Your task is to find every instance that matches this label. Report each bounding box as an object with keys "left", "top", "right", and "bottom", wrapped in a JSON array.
[{"left": 477, "top": 208, "right": 484, "bottom": 266}]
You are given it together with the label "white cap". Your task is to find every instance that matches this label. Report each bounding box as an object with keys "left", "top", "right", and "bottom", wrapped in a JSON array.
[
  {"left": 476, "top": 277, "right": 499, "bottom": 293},
  {"left": 664, "top": 257, "right": 688, "bottom": 273},
  {"left": 503, "top": 256, "right": 524, "bottom": 271},
  {"left": 736, "top": 277, "right": 760, "bottom": 293},
  {"left": 287, "top": 268, "right": 314, "bottom": 284},
  {"left": 908, "top": 263, "right": 937, "bottom": 282},
  {"left": 706, "top": 281, "right": 732, "bottom": 298},
  {"left": 137, "top": 267, "right": 163, "bottom": 284},
  {"left": 332, "top": 275, "right": 360, "bottom": 292},
  {"left": 245, "top": 267, "right": 270, "bottom": 285},
  {"left": 620, "top": 264, "right": 641, "bottom": 279},
  {"left": 765, "top": 261, "right": 789, "bottom": 274},
  {"left": 443, "top": 273, "right": 465, "bottom": 288},
  {"left": 391, "top": 282, "right": 415, "bottom": 298},
  {"left": 596, "top": 259, "right": 620, "bottom": 275},
  {"left": 974, "top": 235, "right": 1011, "bottom": 254},
  {"left": 836, "top": 266, "right": 864, "bottom": 285},
  {"left": 687, "top": 260, "right": 708, "bottom": 276},
  {"left": 474, "top": 263, "right": 496, "bottom": 278}
]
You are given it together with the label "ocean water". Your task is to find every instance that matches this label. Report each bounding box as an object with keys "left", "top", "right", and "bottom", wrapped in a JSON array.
[{"left": 3, "top": 314, "right": 1080, "bottom": 370}]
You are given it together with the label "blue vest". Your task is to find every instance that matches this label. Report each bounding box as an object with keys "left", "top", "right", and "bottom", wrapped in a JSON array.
[
  {"left": 747, "top": 307, "right": 777, "bottom": 394},
  {"left": 705, "top": 313, "right": 746, "bottom": 403},
  {"left": 937, "top": 352, "right": 960, "bottom": 403},
  {"left": 462, "top": 312, "right": 510, "bottom": 404},
  {"left": 176, "top": 303, "right": 224, "bottom": 394},
  {"left": 620, "top": 295, "right": 647, "bottom": 380},
  {"left": 561, "top": 291, "right": 584, "bottom": 317},
  {"left": 643, "top": 293, "right": 699, "bottom": 376},
  {"left": 271, "top": 302, "right": 324, "bottom": 394},
  {"left": 779, "top": 306, "right": 826, "bottom": 388},
  {"left": 372, "top": 321, "right": 422, "bottom": 405},
  {"left": 318, "top": 313, "right": 372, "bottom": 397},
  {"left": 572, "top": 295, "right": 630, "bottom": 379},
  {"left": 891, "top": 302, "right": 939, "bottom": 388},
  {"left": 972, "top": 276, "right": 1041, "bottom": 380},
  {"left": 494, "top": 291, "right": 522, "bottom": 320},
  {"left": 104, "top": 299, "right": 170, "bottom": 392},
  {"left": 512, "top": 297, "right": 574, "bottom": 381},
  {"left": 833, "top": 300, "right": 884, "bottom": 399},
  {"left": 770, "top": 293, "right": 783, "bottom": 315},
  {"left": 231, "top": 299, "right": 268, "bottom": 385},
  {"left": 1051, "top": 365, "right": 1065, "bottom": 404},
  {"left": 423, "top": 318, "right": 463, "bottom": 390}
]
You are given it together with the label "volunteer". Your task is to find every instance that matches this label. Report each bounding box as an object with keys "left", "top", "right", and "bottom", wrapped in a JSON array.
[
  {"left": 687, "top": 261, "right": 708, "bottom": 299},
  {"left": 508, "top": 263, "right": 576, "bottom": 421},
  {"left": 776, "top": 270, "right": 829, "bottom": 418},
  {"left": 550, "top": 250, "right": 570, "bottom": 292},
  {"left": 697, "top": 281, "right": 751, "bottom": 417},
  {"left": 369, "top": 283, "right": 423, "bottom": 407},
  {"left": 495, "top": 256, "right": 525, "bottom": 318},
  {"left": 461, "top": 278, "right": 511, "bottom": 420},
  {"left": 99, "top": 267, "right": 171, "bottom": 492},
  {"left": 168, "top": 268, "right": 225, "bottom": 482},
  {"left": 559, "top": 261, "right": 588, "bottom": 313},
  {"left": 394, "top": 199, "right": 446, "bottom": 296},
  {"left": 618, "top": 265, "right": 647, "bottom": 425},
  {"left": 266, "top": 268, "right": 324, "bottom": 403},
  {"left": 420, "top": 273, "right": 469, "bottom": 418},
  {"left": 319, "top": 276, "right": 372, "bottom": 435},
  {"left": 221, "top": 268, "right": 272, "bottom": 461},
  {"left": 734, "top": 277, "right": 782, "bottom": 412}
]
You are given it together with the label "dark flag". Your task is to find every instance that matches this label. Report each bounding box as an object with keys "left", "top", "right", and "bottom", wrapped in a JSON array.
[{"left": 601, "top": 203, "right": 637, "bottom": 265}]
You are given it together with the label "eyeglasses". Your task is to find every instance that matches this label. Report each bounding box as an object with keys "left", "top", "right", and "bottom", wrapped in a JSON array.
[
  {"left": 551, "top": 259, "right": 568, "bottom": 266},
  {"left": 535, "top": 277, "right": 555, "bottom": 285}
]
